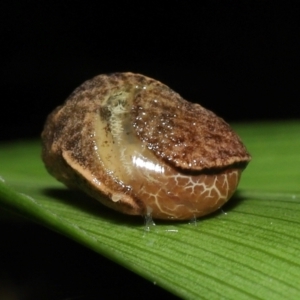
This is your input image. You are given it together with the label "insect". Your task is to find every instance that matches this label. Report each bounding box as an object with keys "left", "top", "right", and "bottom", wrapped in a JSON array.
[{"left": 41, "top": 72, "right": 251, "bottom": 220}]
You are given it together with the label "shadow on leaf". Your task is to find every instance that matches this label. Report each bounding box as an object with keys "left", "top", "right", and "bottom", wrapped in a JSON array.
[
  {"left": 42, "top": 187, "right": 249, "bottom": 228},
  {"left": 221, "top": 189, "right": 249, "bottom": 213},
  {"left": 42, "top": 187, "right": 144, "bottom": 227}
]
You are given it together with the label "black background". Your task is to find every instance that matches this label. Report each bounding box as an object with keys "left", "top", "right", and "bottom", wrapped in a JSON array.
[
  {"left": 2, "top": 1, "right": 299, "bottom": 142},
  {"left": 1, "top": 1, "right": 299, "bottom": 299}
]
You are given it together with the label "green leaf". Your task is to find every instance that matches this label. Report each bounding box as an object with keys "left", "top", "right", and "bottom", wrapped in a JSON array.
[{"left": 1, "top": 121, "right": 300, "bottom": 299}]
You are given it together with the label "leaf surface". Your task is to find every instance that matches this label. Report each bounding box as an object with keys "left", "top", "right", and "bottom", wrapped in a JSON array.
[{"left": 0, "top": 121, "right": 300, "bottom": 299}]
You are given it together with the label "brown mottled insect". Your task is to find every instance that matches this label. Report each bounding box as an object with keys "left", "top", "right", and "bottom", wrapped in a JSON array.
[{"left": 42, "top": 72, "right": 251, "bottom": 220}]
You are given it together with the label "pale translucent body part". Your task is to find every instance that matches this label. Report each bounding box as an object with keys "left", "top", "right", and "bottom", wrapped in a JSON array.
[
  {"left": 94, "top": 84, "right": 241, "bottom": 219},
  {"left": 144, "top": 206, "right": 156, "bottom": 232}
]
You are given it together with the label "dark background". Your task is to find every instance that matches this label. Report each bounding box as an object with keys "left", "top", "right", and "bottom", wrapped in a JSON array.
[
  {"left": 1, "top": 1, "right": 299, "bottom": 299},
  {"left": 1, "top": 1, "right": 299, "bottom": 142}
]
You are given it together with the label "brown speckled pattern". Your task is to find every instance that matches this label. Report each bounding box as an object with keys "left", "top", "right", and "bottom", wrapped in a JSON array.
[
  {"left": 41, "top": 72, "right": 251, "bottom": 220},
  {"left": 41, "top": 75, "right": 146, "bottom": 216},
  {"left": 131, "top": 79, "right": 250, "bottom": 170}
]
